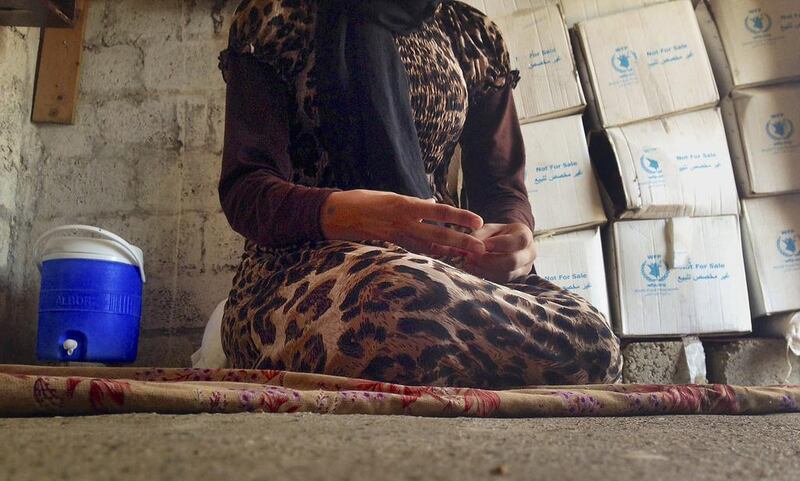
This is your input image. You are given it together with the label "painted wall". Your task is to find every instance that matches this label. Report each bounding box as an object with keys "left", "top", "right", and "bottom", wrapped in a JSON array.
[
  {"left": 0, "top": 25, "right": 41, "bottom": 364},
  {"left": 0, "top": 0, "right": 242, "bottom": 366}
]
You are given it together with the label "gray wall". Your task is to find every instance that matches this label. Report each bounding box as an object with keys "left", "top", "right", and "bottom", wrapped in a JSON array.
[
  {"left": 0, "top": 0, "right": 242, "bottom": 366},
  {"left": 0, "top": 25, "right": 41, "bottom": 364}
]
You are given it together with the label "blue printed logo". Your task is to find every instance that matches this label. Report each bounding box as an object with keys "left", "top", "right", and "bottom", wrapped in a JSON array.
[
  {"left": 766, "top": 116, "right": 795, "bottom": 142},
  {"left": 641, "top": 257, "right": 670, "bottom": 283},
  {"left": 745, "top": 10, "right": 772, "bottom": 35},
  {"left": 611, "top": 49, "right": 637, "bottom": 74},
  {"left": 640, "top": 154, "right": 662, "bottom": 175},
  {"left": 778, "top": 230, "right": 799, "bottom": 258}
]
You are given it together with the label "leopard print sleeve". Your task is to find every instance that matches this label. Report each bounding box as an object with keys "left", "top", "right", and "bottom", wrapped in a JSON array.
[
  {"left": 220, "top": 0, "right": 315, "bottom": 85},
  {"left": 440, "top": 1, "right": 521, "bottom": 104}
]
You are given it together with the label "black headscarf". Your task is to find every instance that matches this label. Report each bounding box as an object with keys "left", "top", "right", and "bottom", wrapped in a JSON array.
[{"left": 316, "top": 0, "right": 442, "bottom": 199}]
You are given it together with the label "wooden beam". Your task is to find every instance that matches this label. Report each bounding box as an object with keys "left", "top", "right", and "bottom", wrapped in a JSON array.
[
  {"left": 31, "top": 0, "right": 88, "bottom": 124},
  {"left": 0, "top": 0, "right": 76, "bottom": 28}
]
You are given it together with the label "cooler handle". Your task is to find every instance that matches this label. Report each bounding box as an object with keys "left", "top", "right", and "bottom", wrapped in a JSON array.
[{"left": 33, "top": 224, "right": 147, "bottom": 283}]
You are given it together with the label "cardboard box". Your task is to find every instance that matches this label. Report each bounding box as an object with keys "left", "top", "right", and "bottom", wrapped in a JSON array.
[
  {"left": 522, "top": 115, "right": 606, "bottom": 233},
  {"left": 741, "top": 194, "right": 800, "bottom": 318},
  {"left": 534, "top": 227, "right": 611, "bottom": 321},
  {"left": 495, "top": 4, "right": 586, "bottom": 122},
  {"left": 605, "top": 216, "right": 752, "bottom": 337},
  {"left": 706, "top": 0, "right": 800, "bottom": 89},
  {"left": 572, "top": 28, "right": 603, "bottom": 132},
  {"left": 575, "top": 0, "right": 718, "bottom": 128},
  {"left": 561, "top": 0, "right": 672, "bottom": 28},
  {"left": 460, "top": 0, "right": 555, "bottom": 17},
  {"left": 721, "top": 83, "right": 800, "bottom": 197},
  {"left": 589, "top": 108, "right": 739, "bottom": 219},
  {"left": 695, "top": 0, "right": 735, "bottom": 99}
]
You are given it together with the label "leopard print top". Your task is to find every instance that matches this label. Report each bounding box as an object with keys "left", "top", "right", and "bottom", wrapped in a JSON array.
[{"left": 220, "top": 0, "right": 519, "bottom": 206}]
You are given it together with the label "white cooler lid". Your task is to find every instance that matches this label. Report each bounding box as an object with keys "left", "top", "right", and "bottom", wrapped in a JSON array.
[{"left": 41, "top": 236, "right": 144, "bottom": 266}]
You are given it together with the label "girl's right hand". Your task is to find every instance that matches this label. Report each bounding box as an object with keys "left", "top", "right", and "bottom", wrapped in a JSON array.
[{"left": 320, "top": 189, "right": 486, "bottom": 256}]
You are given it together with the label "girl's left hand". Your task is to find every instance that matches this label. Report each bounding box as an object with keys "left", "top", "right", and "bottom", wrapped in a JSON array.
[{"left": 459, "top": 223, "right": 537, "bottom": 283}]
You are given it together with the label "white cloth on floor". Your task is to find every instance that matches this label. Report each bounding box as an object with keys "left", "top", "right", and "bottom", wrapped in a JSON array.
[
  {"left": 190, "top": 300, "right": 229, "bottom": 368},
  {"left": 787, "top": 312, "right": 800, "bottom": 356}
]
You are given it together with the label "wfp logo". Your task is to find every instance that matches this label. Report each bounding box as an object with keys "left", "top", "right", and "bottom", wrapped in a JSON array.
[
  {"left": 745, "top": 10, "right": 772, "bottom": 35},
  {"left": 777, "top": 230, "right": 799, "bottom": 259},
  {"left": 611, "top": 48, "right": 637, "bottom": 74},
  {"left": 641, "top": 257, "right": 669, "bottom": 283},
  {"left": 640, "top": 153, "right": 661, "bottom": 175},
  {"left": 766, "top": 115, "right": 795, "bottom": 142}
]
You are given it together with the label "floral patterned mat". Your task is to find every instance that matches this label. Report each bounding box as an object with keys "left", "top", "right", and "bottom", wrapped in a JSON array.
[{"left": 1, "top": 365, "right": 798, "bottom": 417}]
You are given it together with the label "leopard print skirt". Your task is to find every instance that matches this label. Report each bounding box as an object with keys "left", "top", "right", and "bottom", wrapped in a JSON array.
[{"left": 221, "top": 240, "right": 622, "bottom": 388}]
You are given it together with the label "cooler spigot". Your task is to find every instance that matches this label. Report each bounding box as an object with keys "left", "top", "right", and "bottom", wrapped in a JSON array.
[{"left": 63, "top": 339, "right": 79, "bottom": 356}]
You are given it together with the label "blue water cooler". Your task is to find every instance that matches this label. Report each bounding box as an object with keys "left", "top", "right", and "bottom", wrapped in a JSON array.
[{"left": 34, "top": 225, "right": 146, "bottom": 363}]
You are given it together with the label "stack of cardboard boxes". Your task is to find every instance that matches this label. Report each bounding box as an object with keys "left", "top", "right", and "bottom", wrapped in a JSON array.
[
  {"left": 574, "top": 0, "right": 752, "bottom": 339},
  {"left": 697, "top": 0, "right": 800, "bottom": 323},
  {"left": 461, "top": 0, "right": 798, "bottom": 381}
]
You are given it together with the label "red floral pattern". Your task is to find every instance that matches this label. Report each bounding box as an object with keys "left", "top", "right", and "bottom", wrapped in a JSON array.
[
  {"left": 64, "top": 378, "right": 131, "bottom": 413},
  {"left": 33, "top": 378, "right": 63, "bottom": 409},
  {"left": 0, "top": 366, "right": 796, "bottom": 418},
  {"left": 237, "top": 386, "right": 302, "bottom": 413}
]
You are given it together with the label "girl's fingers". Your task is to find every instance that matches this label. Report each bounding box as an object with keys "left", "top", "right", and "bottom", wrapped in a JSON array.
[
  {"left": 470, "top": 224, "right": 504, "bottom": 242},
  {"left": 484, "top": 232, "right": 529, "bottom": 253},
  {"left": 412, "top": 200, "right": 483, "bottom": 230},
  {"left": 410, "top": 222, "right": 485, "bottom": 255},
  {"left": 484, "top": 224, "right": 533, "bottom": 253}
]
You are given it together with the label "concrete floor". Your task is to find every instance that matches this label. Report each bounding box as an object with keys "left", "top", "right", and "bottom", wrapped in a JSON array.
[{"left": 3, "top": 413, "right": 800, "bottom": 481}]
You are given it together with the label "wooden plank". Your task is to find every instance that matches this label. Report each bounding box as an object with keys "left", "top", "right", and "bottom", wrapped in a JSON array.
[
  {"left": 0, "top": 0, "right": 75, "bottom": 28},
  {"left": 31, "top": 0, "right": 88, "bottom": 124},
  {"left": 0, "top": 10, "right": 43, "bottom": 28}
]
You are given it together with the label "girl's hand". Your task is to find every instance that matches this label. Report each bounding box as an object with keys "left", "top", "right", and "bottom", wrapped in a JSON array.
[
  {"left": 462, "top": 223, "right": 536, "bottom": 283},
  {"left": 320, "top": 190, "right": 486, "bottom": 256}
]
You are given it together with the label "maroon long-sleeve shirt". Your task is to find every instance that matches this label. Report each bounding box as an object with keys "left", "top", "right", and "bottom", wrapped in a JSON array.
[{"left": 219, "top": 53, "right": 533, "bottom": 248}]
